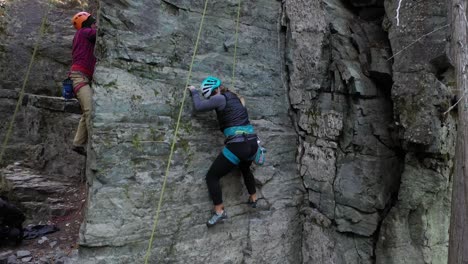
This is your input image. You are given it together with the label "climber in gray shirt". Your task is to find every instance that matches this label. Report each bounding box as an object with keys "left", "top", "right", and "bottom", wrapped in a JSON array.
[{"left": 188, "top": 76, "right": 259, "bottom": 227}]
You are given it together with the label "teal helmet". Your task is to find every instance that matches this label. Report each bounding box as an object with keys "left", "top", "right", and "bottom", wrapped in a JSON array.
[{"left": 201, "top": 76, "right": 221, "bottom": 99}]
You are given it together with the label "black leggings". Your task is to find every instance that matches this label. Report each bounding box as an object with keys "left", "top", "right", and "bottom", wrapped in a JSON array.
[{"left": 206, "top": 139, "right": 258, "bottom": 205}]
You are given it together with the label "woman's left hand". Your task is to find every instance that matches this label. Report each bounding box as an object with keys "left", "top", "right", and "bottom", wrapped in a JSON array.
[{"left": 187, "top": 85, "right": 196, "bottom": 91}]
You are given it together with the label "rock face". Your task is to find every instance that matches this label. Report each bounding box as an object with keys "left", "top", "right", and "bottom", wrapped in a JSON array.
[
  {"left": 0, "top": 0, "right": 456, "bottom": 263},
  {"left": 288, "top": 0, "right": 454, "bottom": 262},
  {"left": 286, "top": 0, "right": 402, "bottom": 262},
  {"left": 0, "top": 89, "right": 86, "bottom": 222},
  {"left": 79, "top": 0, "right": 303, "bottom": 263},
  {"left": 0, "top": 89, "right": 83, "bottom": 178},
  {"left": 376, "top": 1, "right": 454, "bottom": 263}
]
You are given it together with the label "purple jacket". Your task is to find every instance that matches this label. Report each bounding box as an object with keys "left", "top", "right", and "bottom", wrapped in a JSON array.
[{"left": 71, "top": 27, "right": 96, "bottom": 78}]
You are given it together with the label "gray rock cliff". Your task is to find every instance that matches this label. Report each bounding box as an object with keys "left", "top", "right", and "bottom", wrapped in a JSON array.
[{"left": 0, "top": 0, "right": 456, "bottom": 263}]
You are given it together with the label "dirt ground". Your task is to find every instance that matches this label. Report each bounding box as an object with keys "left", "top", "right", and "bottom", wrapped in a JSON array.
[{"left": 0, "top": 182, "right": 86, "bottom": 263}]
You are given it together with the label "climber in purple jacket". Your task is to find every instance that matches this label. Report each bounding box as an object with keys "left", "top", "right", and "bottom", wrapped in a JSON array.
[
  {"left": 70, "top": 12, "right": 97, "bottom": 156},
  {"left": 189, "top": 76, "right": 259, "bottom": 227}
]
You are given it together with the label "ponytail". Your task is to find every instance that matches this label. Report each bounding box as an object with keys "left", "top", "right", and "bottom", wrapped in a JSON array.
[{"left": 220, "top": 86, "right": 245, "bottom": 106}]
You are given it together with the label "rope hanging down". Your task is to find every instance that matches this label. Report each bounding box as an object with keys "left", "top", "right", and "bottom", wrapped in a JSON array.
[
  {"left": 143, "top": 0, "right": 243, "bottom": 262},
  {"left": 143, "top": 0, "right": 210, "bottom": 263},
  {"left": 0, "top": 1, "right": 51, "bottom": 189}
]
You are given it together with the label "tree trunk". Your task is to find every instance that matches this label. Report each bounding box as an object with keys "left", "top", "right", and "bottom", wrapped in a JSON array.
[{"left": 448, "top": 0, "right": 468, "bottom": 263}]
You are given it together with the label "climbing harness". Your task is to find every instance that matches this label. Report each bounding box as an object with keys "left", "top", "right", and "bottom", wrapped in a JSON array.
[
  {"left": 223, "top": 124, "right": 255, "bottom": 137},
  {"left": 144, "top": 0, "right": 244, "bottom": 262},
  {"left": 222, "top": 147, "right": 241, "bottom": 165},
  {"left": 0, "top": 1, "right": 51, "bottom": 190},
  {"left": 223, "top": 134, "right": 266, "bottom": 166},
  {"left": 224, "top": 133, "right": 257, "bottom": 144}
]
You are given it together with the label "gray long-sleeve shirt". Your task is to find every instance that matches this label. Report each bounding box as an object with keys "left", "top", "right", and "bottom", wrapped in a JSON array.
[{"left": 190, "top": 89, "right": 226, "bottom": 112}]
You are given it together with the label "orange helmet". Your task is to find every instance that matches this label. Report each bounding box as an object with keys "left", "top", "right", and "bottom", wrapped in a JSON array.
[{"left": 72, "top": 12, "right": 91, "bottom": 30}]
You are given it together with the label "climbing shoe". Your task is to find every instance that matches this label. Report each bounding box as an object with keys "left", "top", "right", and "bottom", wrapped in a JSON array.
[
  {"left": 247, "top": 198, "right": 257, "bottom": 208},
  {"left": 206, "top": 210, "right": 227, "bottom": 227},
  {"left": 72, "top": 145, "right": 86, "bottom": 156}
]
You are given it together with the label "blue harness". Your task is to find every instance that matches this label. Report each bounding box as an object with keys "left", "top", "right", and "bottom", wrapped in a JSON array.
[
  {"left": 221, "top": 125, "right": 256, "bottom": 165},
  {"left": 222, "top": 147, "right": 241, "bottom": 165},
  {"left": 223, "top": 124, "right": 255, "bottom": 137}
]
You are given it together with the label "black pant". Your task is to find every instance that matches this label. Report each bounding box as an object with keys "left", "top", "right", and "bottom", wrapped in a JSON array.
[
  {"left": 206, "top": 139, "right": 258, "bottom": 205},
  {"left": 0, "top": 226, "right": 22, "bottom": 245}
]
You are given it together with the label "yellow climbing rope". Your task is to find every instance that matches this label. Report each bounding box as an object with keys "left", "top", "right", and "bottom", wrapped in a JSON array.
[
  {"left": 0, "top": 1, "right": 51, "bottom": 191},
  {"left": 143, "top": 0, "right": 210, "bottom": 262},
  {"left": 143, "top": 0, "right": 243, "bottom": 262}
]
